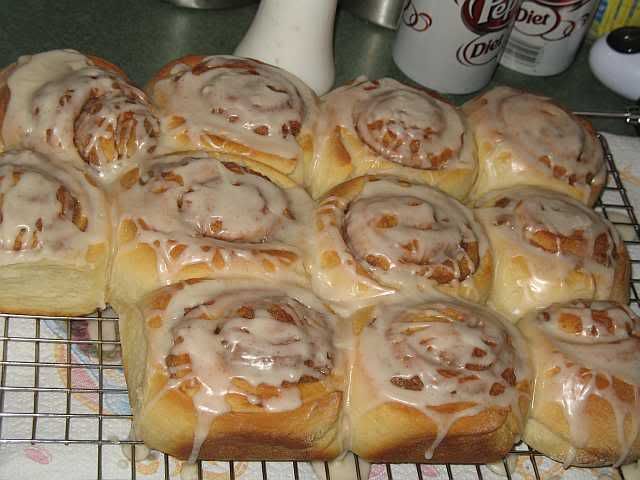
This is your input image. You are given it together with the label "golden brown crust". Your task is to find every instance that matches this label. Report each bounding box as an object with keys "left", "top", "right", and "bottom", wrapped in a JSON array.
[
  {"left": 137, "top": 372, "right": 343, "bottom": 461},
  {"left": 120, "top": 279, "right": 345, "bottom": 461},
  {"left": 519, "top": 302, "right": 640, "bottom": 466},
  {"left": 349, "top": 300, "right": 531, "bottom": 463},
  {"left": 525, "top": 396, "right": 640, "bottom": 467},
  {"left": 351, "top": 402, "right": 522, "bottom": 464}
]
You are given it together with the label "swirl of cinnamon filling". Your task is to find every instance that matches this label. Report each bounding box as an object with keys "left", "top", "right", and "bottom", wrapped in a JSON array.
[
  {"left": 488, "top": 191, "right": 618, "bottom": 268},
  {"left": 142, "top": 280, "right": 337, "bottom": 461},
  {"left": 311, "top": 176, "right": 490, "bottom": 312},
  {"left": 358, "top": 301, "right": 530, "bottom": 459},
  {"left": 133, "top": 157, "right": 291, "bottom": 242},
  {"left": 150, "top": 55, "right": 315, "bottom": 162},
  {"left": 463, "top": 86, "right": 605, "bottom": 203},
  {"left": 344, "top": 194, "right": 480, "bottom": 285},
  {"left": 0, "top": 149, "right": 106, "bottom": 261},
  {"left": 1, "top": 50, "right": 159, "bottom": 182},
  {"left": 352, "top": 81, "right": 467, "bottom": 170}
]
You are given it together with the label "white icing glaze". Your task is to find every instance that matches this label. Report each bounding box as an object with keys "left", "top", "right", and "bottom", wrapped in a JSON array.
[
  {"left": 150, "top": 55, "right": 317, "bottom": 160},
  {"left": 526, "top": 301, "right": 640, "bottom": 467},
  {"left": 0, "top": 149, "right": 108, "bottom": 265},
  {"left": 310, "top": 176, "right": 489, "bottom": 316},
  {"left": 2, "top": 49, "right": 159, "bottom": 183},
  {"left": 464, "top": 86, "right": 605, "bottom": 199},
  {"left": 310, "top": 452, "right": 370, "bottom": 480},
  {"left": 317, "top": 77, "right": 474, "bottom": 170},
  {"left": 475, "top": 187, "right": 623, "bottom": 319},
  {"left": 141, "top": 279, "right": 338, "bottom": 462},
  {"left": 115, "top": 152, "right": 312, "bottom": 287},
  {"left": 356, "top": 301, "right": 530, "bottom": 459}
]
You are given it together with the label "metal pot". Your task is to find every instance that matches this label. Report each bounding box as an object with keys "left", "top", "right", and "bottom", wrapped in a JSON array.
[
  {"left": 164, "top": 0, "right": 256, "bottom": 9},
  {"left": 341, "top": 0, "right": 405, "bottom": 30}
]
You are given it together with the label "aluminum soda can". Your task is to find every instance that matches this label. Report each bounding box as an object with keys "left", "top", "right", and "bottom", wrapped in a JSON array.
[
  {"left": 392, "top": 0, "right": 523, "bottom": 94},
  {"left": 500, "top": 0, "right": 601, "bottom": 76}
]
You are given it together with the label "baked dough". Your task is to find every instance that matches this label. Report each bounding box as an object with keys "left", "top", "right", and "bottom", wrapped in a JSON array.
[
  {"left": 109, "top": 151, "right": 313, "bottom": 309},
  {"left": 519, "top": 300, "right": 640, "bottom": 467},
  {"left": 0, "top": 49, "right": 159, "bottom": 184},
  {"left": 0, "top": 149, "right": 110, "bottom": 315},
  {"left": 308, "top": 175, "right": 492, "bottom": 316},
  {"left": 146, "top": 55, "right": 318, "bottom": 184},
  {"left": 463, "top": 86, "right": 606, "bottom": 206},
  {"left": 307, "top": 77, "right": 477, "bottom": 200},
  {"left": 474, "top": 187, "right": 629, "bottom": 321},
  {"left": 120, "top": 278, "right": 346, "bottom": 461},
  {"left": 349, "top": 300, "right": 531, "bottom": 463}
]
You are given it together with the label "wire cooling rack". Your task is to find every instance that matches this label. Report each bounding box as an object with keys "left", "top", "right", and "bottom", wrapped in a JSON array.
[{"left": 0, "top": 135, "right": 638, "bottom": 480}]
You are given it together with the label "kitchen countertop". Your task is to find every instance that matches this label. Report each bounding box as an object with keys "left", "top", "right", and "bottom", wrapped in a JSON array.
[{"left": 0, "top": 0, "right": 636, "bottom": 135}]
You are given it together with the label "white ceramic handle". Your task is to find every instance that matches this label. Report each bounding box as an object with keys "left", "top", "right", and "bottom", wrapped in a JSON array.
[
  {"left": 234, "top": 0, "right": 337, "bottom": 95},
  {"left": 589, "top": 35, "right": 640, "bottom": 101}
]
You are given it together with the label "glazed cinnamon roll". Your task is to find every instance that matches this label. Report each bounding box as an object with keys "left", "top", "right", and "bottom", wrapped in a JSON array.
[
  {"left": 0, "top": 50, "right": 159, "bottom": 184},
  {"left": 308, "top": 77, "right": 477, "bottom": 200},
  {"left": 349, "top": 300, "right": 531, "bottom": 463},
  {"left": 109, "top": 152, "right": 312, "bottom": 308},
  {"left": 463, "top": 86, "right": 606, "bottom": 206},
  {"left": 475, "top": 187, "right": 629, "bottom": 322},
  {"left": 0, "top": 149, "right": 110, "bottom": 315},
  {"left": 519, "top": 300, "right": 640, "bottom": 467},
  {"left": 146, "top": 55, "right": 318, "bottom": 183},
  {"left": 308, "top": 175, "right": 492, "bottom": 316},
  {"left": 120, "top": 279, "right": 345, "bottom": 461}
]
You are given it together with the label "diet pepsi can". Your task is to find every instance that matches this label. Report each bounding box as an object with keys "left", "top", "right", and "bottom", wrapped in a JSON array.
[
  {"left": 500, "top": 0, "right": 601, "bottom": 76},
  {"left": 393, "top": 0, "right": 523, "bottom": 94}
]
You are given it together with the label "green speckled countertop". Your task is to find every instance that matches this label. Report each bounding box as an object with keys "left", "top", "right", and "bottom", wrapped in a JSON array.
[{"left": 0, "top": 0, "right": 636, "bottom": 135}]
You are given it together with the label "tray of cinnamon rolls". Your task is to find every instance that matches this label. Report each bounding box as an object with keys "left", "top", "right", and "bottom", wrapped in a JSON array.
[{"left": 0, "top": 49, "right": 638, "bottom": 473}]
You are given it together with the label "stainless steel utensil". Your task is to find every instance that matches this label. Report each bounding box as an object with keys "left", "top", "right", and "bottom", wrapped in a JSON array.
[
  {"left": 341, "top": 0, "right": 405, "bottom": 30},
  {"left": 575, "top": 106, "right": 640, "bottom": 135},
  {"left": 164, "top": 0, "right": 256, "bottom": 9}
]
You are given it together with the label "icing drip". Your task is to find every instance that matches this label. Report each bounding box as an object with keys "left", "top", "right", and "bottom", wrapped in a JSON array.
[
  {"left": 530, "top": 301, "right": 640, "bottom": 467},
  {"left": 116, "top": 153, "right": 311, "bottom": 286},
  {"left": 311, "top": 176, "right": 488, "bottom": 314},
  {"left": 144, "top": 282, "right": 337, "bottom": 462},
  {"left": 152, "top": 56, "right": 315, "bottom": 160},
  {"left": 358, "top": 301, "right": 530, "bottom": 459},
  {"left": 465, "top": 86, "right": 604, "bottom": 193},
  {"left": 3, "top": 49, "right": 159, "bottom": 183},
  {"left": 0, "top": 150, "right": 107, "bottom": 265},
  {"left": 321, "top": 77, "right": 472, "bottom": 170}
]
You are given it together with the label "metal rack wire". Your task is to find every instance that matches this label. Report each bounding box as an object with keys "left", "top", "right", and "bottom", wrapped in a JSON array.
[{"left": 0, "top": 135, "right": 637, "bottom": 480}]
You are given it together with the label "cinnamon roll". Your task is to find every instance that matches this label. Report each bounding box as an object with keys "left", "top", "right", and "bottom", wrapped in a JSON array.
[
  {"left": 475, "top": 187, "right": 629, "bottom": 322},
  {"left": 519, "top": 300, "right": 640, "bottom": 467},
  {"left": 0, "top": 149, "right": 110, "bottom": 315},
  {"left": 349, "top": 300, "right": 531, "bottom": 463},
  {"left": 308, "top": 175, "right": 492, "bottom": 316},
  {"left": 120, "top": 279, "right": 345, "bottom": 461},
  {"left": 0, "top": 50, "right": 159, "bottom": 184},
  {"left": 463, "top": 86, "right": 606, "bottom": 206},
  {"left": 308, "top": 77, "right": 477, "bottom": 200},
  {"left": 109, "top": 152, "right": 312, "bottom": 309},
  {"left": 146, "top": 55, "right": 318, "bottom": 183}
]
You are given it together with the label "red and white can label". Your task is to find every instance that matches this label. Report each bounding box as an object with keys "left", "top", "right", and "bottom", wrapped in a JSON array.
[
  {"left": 393, "top": 0, "right": 522, "bottom": 94},
  {"left": 500, "top": 0, "right": 600, "bottom": 76}
]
